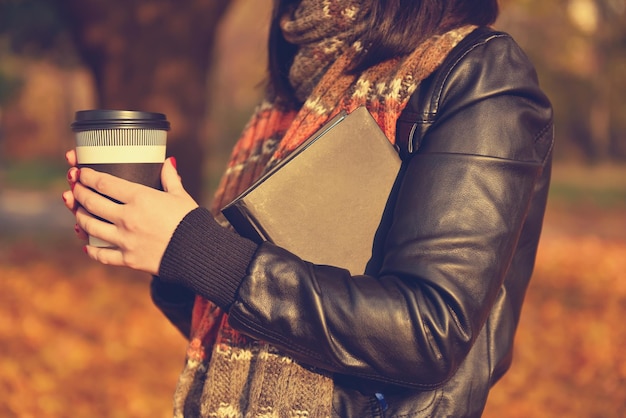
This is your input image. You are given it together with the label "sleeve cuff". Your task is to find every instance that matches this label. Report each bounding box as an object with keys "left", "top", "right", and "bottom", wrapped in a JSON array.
[{"left": 158, "top": 207, "right": 259, "bottom": 310}]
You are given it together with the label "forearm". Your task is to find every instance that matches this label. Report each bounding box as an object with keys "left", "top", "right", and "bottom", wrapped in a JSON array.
[
  {"left": 227, "top": 152, "right": 543, "bottom": 388},
  {"left": 157, "top": 207, "right": 259, "bottom": 310}
]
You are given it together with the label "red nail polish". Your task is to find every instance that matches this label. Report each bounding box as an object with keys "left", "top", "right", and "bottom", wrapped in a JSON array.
[
  {"left": 74, "top": 224, "right": 80, "bottom": 234},
  {"left": 62, "top": 193, "right": 67, "bottom": 203},
  {"left": 171, "top": 157, "right": 177, "bottom": 170},
  {"left": 67, "top": 170, "right": 73, "bottom": 181},
  {"left": 82, "top": 246, "right": 88, "bottom": 254}
]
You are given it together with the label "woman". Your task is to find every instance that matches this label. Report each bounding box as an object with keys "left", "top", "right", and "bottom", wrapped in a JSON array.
[{"left": 63, "top": 0, "right": 553, "bottom": 416}]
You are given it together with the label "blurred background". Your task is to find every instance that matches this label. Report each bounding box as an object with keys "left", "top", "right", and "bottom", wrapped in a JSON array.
[{"left": 0, "top": 0, "right": 625, "bottom": 416}]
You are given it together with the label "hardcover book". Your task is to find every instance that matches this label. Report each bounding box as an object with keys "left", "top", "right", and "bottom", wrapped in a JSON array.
[{"left": 221, "top": 106, "right": 402, "bottom": 275}]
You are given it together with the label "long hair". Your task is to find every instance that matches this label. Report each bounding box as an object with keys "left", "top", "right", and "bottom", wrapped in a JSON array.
[{"left": 268, "top": 0, "right": 499, "bottom": 105}]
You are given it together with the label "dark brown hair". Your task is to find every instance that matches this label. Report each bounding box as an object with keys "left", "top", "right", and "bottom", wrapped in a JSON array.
[{"left": 268, "top": 0, "right": 499, "bottom": 105}]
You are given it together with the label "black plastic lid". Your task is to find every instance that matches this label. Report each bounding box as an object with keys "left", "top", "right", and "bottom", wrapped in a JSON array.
[{"left": 71, "top": 109, "right": 170, "bottom": 132}]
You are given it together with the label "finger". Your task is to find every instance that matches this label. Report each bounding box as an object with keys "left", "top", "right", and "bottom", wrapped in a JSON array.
[
  {"left": 161, "top": 157, "right": 184, "bottom": 194},
  {"left": 74, "top": 181, "right": 123, "bottom": 224},
  {"left": 78, "top": 167, "right": 143, "bottom": 205},
  {"left": 61, "top": 190, "right": 78, "bottom": 213},
  {"left": 83, "top": 245, "right": 125, "bottom": 268},
  {"left": 74, "top": 223, "right": 88, "bottom": 241},
  {"left": 67, "top": 167, "right": 79, "bottom": 186},
  {"left": 65, "top": 149, "right": 77, "bottom": 167},
  {"left": 75, "top": 206, "right": 120, "bottom": 247},
  {"left": 65, "top": 167, "right": 81, "bottom": 212}
]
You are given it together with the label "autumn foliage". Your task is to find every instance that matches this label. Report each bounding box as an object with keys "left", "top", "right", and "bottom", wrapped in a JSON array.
[{"left": 1, "top": 180, "right": 625, "bottom": 417}]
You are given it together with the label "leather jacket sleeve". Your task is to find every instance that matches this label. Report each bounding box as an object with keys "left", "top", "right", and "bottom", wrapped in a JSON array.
[{"left": 225, "top": 31, "right": 554, "bottom": 389}]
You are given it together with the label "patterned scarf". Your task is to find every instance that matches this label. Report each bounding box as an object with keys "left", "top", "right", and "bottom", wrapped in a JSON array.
[{"left": 173, "top": 1, "right": 475, "bottom": 416}]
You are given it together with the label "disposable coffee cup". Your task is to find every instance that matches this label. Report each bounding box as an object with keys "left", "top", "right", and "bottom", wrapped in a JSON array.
[{"left": 71, "top": 109, "right": 170, "bottom": 248}]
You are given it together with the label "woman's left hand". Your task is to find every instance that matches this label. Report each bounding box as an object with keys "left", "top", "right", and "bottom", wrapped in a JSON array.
[{"left": 72, "top": 157, "right": 198, "bottom": 275}]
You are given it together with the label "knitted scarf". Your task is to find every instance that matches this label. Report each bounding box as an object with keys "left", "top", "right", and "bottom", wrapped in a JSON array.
[{"left": 173, "top": 1, "right": 475, "bottom": 416}]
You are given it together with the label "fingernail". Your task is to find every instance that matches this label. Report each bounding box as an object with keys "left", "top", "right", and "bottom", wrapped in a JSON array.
[
  {"left": 171, "top": 157, "right": 177, "bottom": 170},
  {"left": 74, "top": 224, "right": 80, "bottom": 234},
  {"left": 62, "top": 193, "right": 67, "bottom": 203},
  {"left": 67, "top": 170, "right": 73, "bottom": 181},
  {"left": 82, "top": 245, "right": 88, "bottom": 254}
]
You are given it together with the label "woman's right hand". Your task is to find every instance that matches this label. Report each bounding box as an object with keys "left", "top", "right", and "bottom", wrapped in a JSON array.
[{"left": 61, "top": 149, "right": 88, "bottom": 241}]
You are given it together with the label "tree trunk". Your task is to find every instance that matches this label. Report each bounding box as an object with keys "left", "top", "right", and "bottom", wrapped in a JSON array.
[{"left": 54, "top": 0, "right": 231, "bottom": 202}]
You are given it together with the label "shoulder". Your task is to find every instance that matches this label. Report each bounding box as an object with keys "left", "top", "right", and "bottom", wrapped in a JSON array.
[
  {"left": 399, "top": 27, "right": 553, "bottom": 162},
  {"left": 438, "top": 26, "right": 521, "bottom": 75},
  {"left": 409, "top": 27, "right": 547, "bottom": 122},
  {"left": 432, "top": 27, "right": 543, "bottom": 109}
]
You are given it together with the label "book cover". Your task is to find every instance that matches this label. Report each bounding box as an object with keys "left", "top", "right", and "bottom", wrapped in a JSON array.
[{"left": 221, "top": 106, "right": 402, "bottom": 275}]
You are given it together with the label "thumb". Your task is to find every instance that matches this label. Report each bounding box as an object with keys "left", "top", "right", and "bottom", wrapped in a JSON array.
[{"left": 161, "top": 157, "right": 184, "bottom": 194}]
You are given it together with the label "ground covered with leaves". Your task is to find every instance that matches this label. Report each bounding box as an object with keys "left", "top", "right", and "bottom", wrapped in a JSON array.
[{"left": 1, "top": 198, "right": 625, "bottom": 417}]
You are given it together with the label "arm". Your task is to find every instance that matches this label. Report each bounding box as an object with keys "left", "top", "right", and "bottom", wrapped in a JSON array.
[{"left": 158, "top": 33, "right": 553, "bottom": 388}]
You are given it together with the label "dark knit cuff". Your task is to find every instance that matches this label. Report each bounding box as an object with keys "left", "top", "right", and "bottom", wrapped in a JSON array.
[{"left": 158, "top": 207, "right": 259, "bottom": 310}]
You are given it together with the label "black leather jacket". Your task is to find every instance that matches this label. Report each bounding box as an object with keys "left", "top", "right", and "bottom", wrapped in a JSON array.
[{"left": 153, "top": 27, "right": 553, "bottom": 417}]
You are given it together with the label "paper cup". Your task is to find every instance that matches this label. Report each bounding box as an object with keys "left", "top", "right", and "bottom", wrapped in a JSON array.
[{"left": 72, "top": 109, "right": 170, "bottom": 247}]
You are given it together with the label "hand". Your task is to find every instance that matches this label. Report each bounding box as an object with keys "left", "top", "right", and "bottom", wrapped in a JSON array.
[{"left": 63, "top": 152, "right": 198, "bottom": 275}]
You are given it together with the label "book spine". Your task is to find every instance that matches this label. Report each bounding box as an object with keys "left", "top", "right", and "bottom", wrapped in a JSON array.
[{"left": 222, "top": 203, "right": 267, "bottom": 244}]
